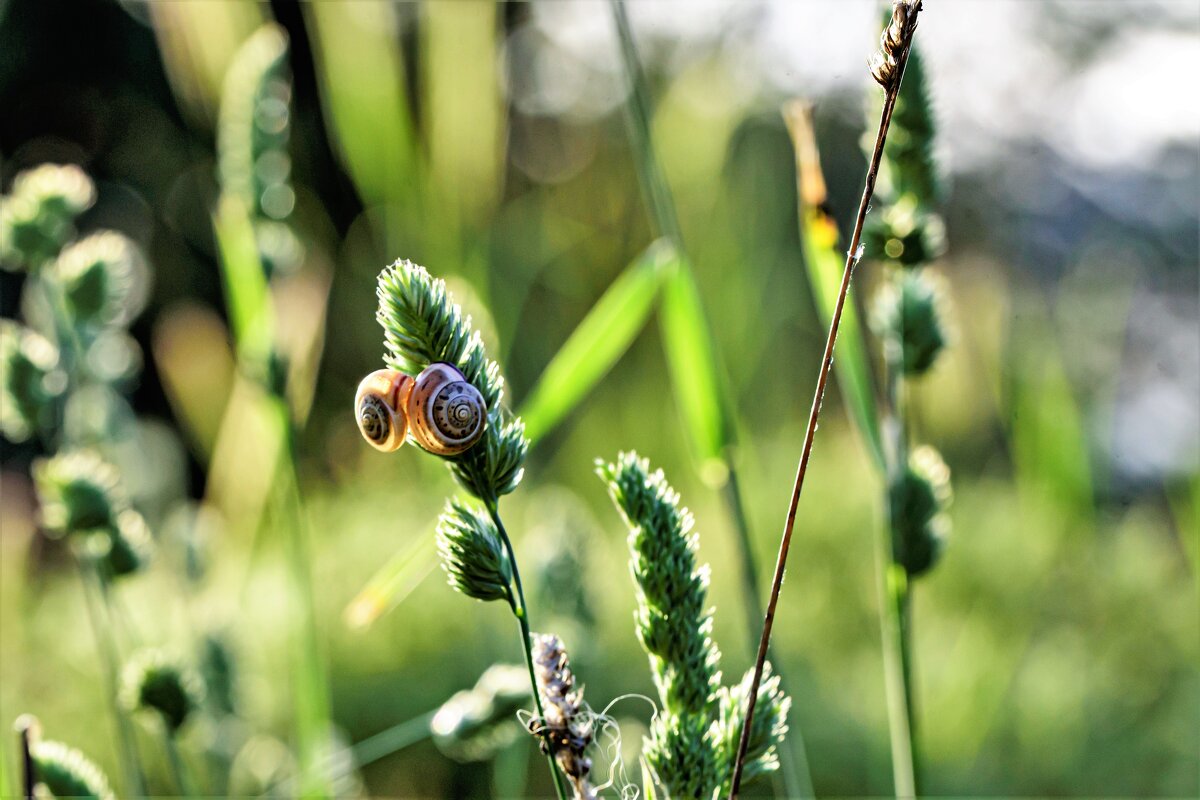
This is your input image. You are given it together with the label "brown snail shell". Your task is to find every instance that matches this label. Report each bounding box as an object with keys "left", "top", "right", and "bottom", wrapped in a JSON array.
[
  {"left": 406, "top": 363, "right": 487, "bottom": 456},
  {"left": 355, "top": 369, "right": 414, "bottom": 452}
]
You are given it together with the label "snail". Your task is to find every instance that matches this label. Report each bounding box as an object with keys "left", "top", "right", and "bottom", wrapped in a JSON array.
[{"left": 355, "top": 362, "right": 487, "bottom": 456}]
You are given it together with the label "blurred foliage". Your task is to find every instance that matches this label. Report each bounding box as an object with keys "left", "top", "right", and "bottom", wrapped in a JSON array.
[{"left": 0, "top": 1, "right": 1196, "bottom": 798}]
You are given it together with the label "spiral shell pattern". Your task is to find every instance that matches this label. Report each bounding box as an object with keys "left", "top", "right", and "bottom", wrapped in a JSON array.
[
  {"left": 354, "top": 370, "right": 412, "bottom": 452},
  {"left": 408, "top": 363, "right": 487, "bottom": 455}
]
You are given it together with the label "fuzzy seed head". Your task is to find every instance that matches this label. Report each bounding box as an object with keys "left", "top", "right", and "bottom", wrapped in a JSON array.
[
  {"left": 119, "top": 649, "right": 205, "bottom": 733},
  {"left": 101, "top": 508, "right": 155, "bottom": 578},
  {"left": 1, "top": 164, "right": 96, "bottom": 269},
  {"left": 436, "top": 499, "right": 514, "bottom": 604},
  {"left": 890, "top": 445, "right": 952, "bottom": 576},
  {"left": 33, "top": 450, "right": 126, "bottom": 537},
  {"left": 53, "top": 231, "right": 149, "bottom": 329},
  {"left": 375, "top": 259, "right": 526, "bottom": 500},
  {"left": 873, "top": 270, "right": 948, "bottom": 376},
  {"left": 1, "top": 321, "right": 64, "bottom": 442},
  {"left": 715, "top": 662, "right": 791, "bottom": 792},
  {"left": 598, "top": 451, "right": 723, "bottom": 797},
  {"left": 29, "top": 740, "right": 115, "bottom": 800}
]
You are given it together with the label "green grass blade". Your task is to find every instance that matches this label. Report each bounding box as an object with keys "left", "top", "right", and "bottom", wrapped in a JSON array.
[
  {"left": 302, "top": 2, "right": 419, "bottom": 213},
  {"left": 519, "top": 240, "right": 673, "bottom": 444},
  {"left": 658, "top": 256, "right": 732, "bottom": 477},
  {"left": 784, "top": 103, "right": 886, "bottom": 472},
  {"left": 343, "top": 526, "right": 438, "bottom": 630},
  {"left": 212, "top": 193, "right": 271, "bottom": 358}
]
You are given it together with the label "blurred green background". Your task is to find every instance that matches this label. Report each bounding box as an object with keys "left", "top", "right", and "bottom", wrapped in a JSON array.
[{"left": 1, "top": 0, "right": 1196, "bottom": 797}]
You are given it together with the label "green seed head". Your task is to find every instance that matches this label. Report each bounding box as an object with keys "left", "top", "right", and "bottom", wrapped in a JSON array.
[
  {"left": 119, "top": 649, "right": 205, "bottom": 733},
  {"left": 597, "top": 451, "right": 723, "bottom": 797},
  {"left": 101, "top": 508, "right": 155, "bottom": 578},
  {"left": 0, "top": 321, "right": 64, "bottom": 442},
  {"left": 890, "top": 445, "right": 953, "bottom": 577},
  {"left": 1, "top": 164, "right": 96, "bottom": 269},
  {"left": 33, "top": 450, "right": 126, "bottom": 537},
  {"left": 375, "top": 259, "right": 526, "bottom": 500},
  {"left": 53, "top": 231, "right": 148, "bottom": 329},
  {"left": 436, "top": 499, "right": 514, "bottom": 604},
  {"left": 873, "top": 270, "right": 948, "bottom": 376},
  {"left": 715, "top": 662, "right": 791, "bottom": 792},
  {"left": 29, "top": 740, "right": 115, "bottom": 800}
]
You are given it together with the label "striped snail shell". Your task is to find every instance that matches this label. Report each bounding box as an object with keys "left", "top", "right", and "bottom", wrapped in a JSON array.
[
  {"left": 406, "top": 363, "right": 487, "bottom": 456},
  {"left": 355, "top": 369, "right": 414, "bottom": 452}
]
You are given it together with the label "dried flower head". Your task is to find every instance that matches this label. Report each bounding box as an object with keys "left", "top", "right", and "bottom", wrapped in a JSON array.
[
  {"left": 29, "top": 739, "right": 115, "bottom": 800},
  {"left": 119, "top": 649, "right": 205, "bottom": 733},
  {"left": 889, "top": 445, "right": 952, "bottom": 577},
  {"left": 436, "top": 499, "right": 514, "bottom": 604},
  {"left": 1, "top": 321, "right": 63, "bottom": 442},
  {"left": 531, "top": 634, "right": 596, "bottom": 800},
  {"left": 870, "top": 1, "right": 922, "bottom": 89},
  {"left": 53, "top": 231, "right": 149, "bottom": 329}
]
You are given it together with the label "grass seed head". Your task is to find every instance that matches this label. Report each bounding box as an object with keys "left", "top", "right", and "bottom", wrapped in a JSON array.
[
  {"left": 119, "top": 649, "right": 206, "bottom": 734},
  {"left": 29, "top": 739, "right": 115, "bottom": 800},
  {"left": 436, "top": 499, "right": 514, "bottom": 604}
]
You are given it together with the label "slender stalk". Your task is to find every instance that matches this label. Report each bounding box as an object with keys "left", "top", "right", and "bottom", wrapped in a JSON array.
[
  {"left": 728, "top": 11, "right": 921, "bottom": 794},
  {"left": 163, "top": 733, "right": 197, "bottom": 798},
  {"left": 484, "top": 499, "right": 570, "bottom": 800},
  {"left": 275, "top": 404, "right": 334, "bottom": 799},
  {"left": 75, "top": 555, "right": 145, "bottom": 797},
  {"left": 883, "top": 279, "right": 921, "bottom": 794},
  {"left": 18, "top": 717, "right": 35, "bottom": 800},
  {"left": 610, "top": 4, "right": 814, "bottom": 791}
]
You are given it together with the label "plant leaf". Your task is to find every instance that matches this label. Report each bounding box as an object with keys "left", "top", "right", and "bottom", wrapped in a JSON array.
[
  {"left": 519, "top": 239, "right": 672, "bottom": 444},
  {"left": 344, "top": 525, "right": 438, "bottom": 630},
  {"left": 784, "top": 102, "right": 886, "bottom": 471},
  {"left": 658, "top": 254, "right": 732, "bottom": 480}
]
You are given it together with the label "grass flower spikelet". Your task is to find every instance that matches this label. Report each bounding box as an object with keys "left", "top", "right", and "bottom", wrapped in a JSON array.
[
  {"left": 119, "top": 649, "right": 205, "bottom": 733},
  {"left": 598, "top": 451, "right": 723, "bottom": 797},
  {"left": 33, "top": 450, "right": 127, "bottom": 537},
  {"left": 890, "top": 445, "right": 952, "bottom": 577},
  {"left": 436, "top": 499, "right": 514, "bottom": 604},
  {"left": 30, "top": 740, "right": 115, "bottom": 800},
  {"left": 0, "top": 321, "right": 62, "bottom": 442},
  {"left": 531, "top": 634, "right": 596, "bottom": 799},
  {"left": 53, "top": 232, "right": 148, "bottom": 329},
  {"left": 375, "top": 259, "right": 526, "bottom": 500},
  {"left": 715, "top": 662, "right": 790, "bottom": 792}
]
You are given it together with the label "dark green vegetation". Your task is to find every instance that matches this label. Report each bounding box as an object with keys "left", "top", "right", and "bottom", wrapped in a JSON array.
[{"left": 1, "top": 1, "right": 1196, "bottom": 798}]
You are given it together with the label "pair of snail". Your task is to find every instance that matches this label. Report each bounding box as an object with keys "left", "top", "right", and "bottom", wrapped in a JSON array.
[{"left": 355, "top": 363, "right": 486, "bottom": 455}]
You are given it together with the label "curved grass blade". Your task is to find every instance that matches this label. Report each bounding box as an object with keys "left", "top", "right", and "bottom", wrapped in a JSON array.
[
  {"left": 519, "top": 240, "right": 673, "bottom": 444},
  {"left": 344, "top": 526, "right": 438, "bottom": 630},
  {"left": 783, "top": 102, "right": 886, "bottom": 472},
  {"left": 659, "top": 257, "right": 732, "bottom": 480}
]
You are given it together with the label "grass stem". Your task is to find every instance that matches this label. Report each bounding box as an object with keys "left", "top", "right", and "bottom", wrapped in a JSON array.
[
  {"left": 75, "top": 555, "right": 145, "bottom": 798},
  {"left": 485, "top": 500, "right": 570, "bottom": 800},
  {"left": 163, "top": 733, "right": 197, "bottom": 798},
  {"left": 610, "top": 4, "right": 815, "bottom": 791},
  {"left": 728, "top": 9, "right": 922, "bottom": 794}
]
